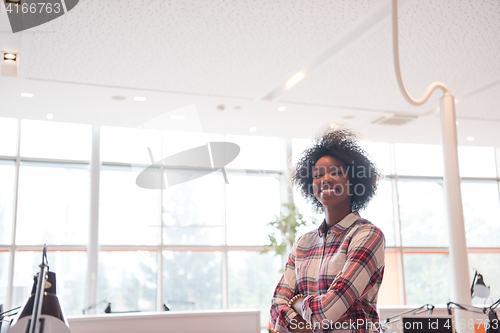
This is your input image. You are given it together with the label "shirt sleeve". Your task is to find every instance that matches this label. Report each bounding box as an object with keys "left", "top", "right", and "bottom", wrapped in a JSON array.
[
  {"left": 270, "top": 240, "right": 300, "bottom": 333},
  {"left": 301, "top": 225, "right": 385, "bottom": 326}
]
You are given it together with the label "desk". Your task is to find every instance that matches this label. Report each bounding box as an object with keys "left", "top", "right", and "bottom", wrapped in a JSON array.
[{"left": 67, "top": 309, "right": 260, "bottom": 333}]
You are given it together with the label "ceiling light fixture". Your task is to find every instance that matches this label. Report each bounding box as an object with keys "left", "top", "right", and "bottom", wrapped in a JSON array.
[
  {"left": 3, "top": 53, "right": 17, "bottom": 61},
  {"left": 456, "top": 121, "right": 460, "bottom": 125},
  {"left": 249, "top": 127, "right": 257, "bottom": 133},
  {"left": 466, "top": 136, "right": 475, "bottom": 142},
  {"left": 46, "top": 113, "right": 54, "bottom": 120},
  {"left": 277, "top": 106, "right": 287, "bottom": 112},
  {"left": 21, "top": 93, "right": 33, "bottom": 98},
  {"left": 169, "top": 115, "right": 185, "bottom": 121},
  {"left": 285, "top": 71, "right": 305, "bottom": 90},
  {"left": 134, "top": 96, "right": 146, "bottom": 102}
]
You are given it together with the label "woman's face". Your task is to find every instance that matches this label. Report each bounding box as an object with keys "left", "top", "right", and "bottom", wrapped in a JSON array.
[{"left": 312, "top": 156, "right": 351, "bottom": 209}]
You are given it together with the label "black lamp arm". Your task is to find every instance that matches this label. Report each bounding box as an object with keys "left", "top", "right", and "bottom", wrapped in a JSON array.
[
  {"left": 447, "top": 301, "right": 484, "bottom": 314},
  {"left": 488, "top": 298, "right": 500, "bottom": 311},
  {"left": 82, "top": 300, "right": 110, "bottom": 314},
  {"left": 0, "top": 306, "right": 22, "bottom": 317},
  {"left": 384, "top": 304, "right": 434, "bottom": 324},
  {"left": 471, "top": 271, "right": 478, "bottom": 297}
]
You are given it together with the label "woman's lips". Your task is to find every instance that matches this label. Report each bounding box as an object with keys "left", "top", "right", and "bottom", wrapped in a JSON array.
[{"left": 320, "top": 185, "right": 343, "bottom": 195}]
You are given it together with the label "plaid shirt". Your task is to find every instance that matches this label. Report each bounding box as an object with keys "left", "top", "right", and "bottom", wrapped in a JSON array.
[{"left": 270, "top": 212, "right": 385, "bottom": 333}]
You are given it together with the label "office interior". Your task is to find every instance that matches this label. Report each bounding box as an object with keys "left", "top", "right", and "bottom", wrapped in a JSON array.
[{"left": 0, "top": 1, "right": 499, "bottom": 332}]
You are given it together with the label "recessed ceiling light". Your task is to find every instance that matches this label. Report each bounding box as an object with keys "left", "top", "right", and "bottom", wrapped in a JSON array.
[
  {"left": 3, "top": 53, "right": 17, "bottom": 61},
  {"left": 277, "top": 106, "right": 287, "bottom": 112},
  {"left": 466, "top": 136, "right": 475, "bottom": 142},
  {"left": 249, "top": 127, "right": 257, "bottom": 133},
  {"left": 112, "top": 95, "right": 126, "bottom": 101},
  {"left": 46, "top": 113, "right": 54, "bottom": 120},
  {"left": 456, "top": 121, "right": 460, "bottom": 125},
  {"left": 169, "top": 115, "right": 185, "bottom": 121},
  {"left": 21, "top": 93, "right": 33, "bottom": 98},
  {"left": 134, "top": 96, "right": 146, "bottom": 102}
]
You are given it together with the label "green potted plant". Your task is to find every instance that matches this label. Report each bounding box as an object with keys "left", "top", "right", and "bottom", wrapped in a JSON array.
[{"left": 263, "top": 202, "right": 315, "bottom": 257}]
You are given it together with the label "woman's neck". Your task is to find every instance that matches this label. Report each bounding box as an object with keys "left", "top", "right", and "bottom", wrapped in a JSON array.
[{"left": 324, "top": 203, "right": 352, "bottom": 229}]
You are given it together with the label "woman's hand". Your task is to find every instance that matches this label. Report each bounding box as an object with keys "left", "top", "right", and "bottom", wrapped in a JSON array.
[
  {"left": 291, "top": 295, "right": 305, "bottom": 316},
  {"left": 289, "top": 296, "right": 312, "bottom": 333},
  {"left": 289, "top": 315, "right": 312, "bottom": 333}
]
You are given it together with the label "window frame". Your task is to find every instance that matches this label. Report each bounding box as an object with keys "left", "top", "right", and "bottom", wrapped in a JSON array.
[{"left": 1, "top": 119, "right": 500, "bottom": 326}]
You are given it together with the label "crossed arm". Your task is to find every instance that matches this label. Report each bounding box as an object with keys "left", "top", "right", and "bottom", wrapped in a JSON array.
[{"left": 270, "top": 226, "right": 385, "bottom": 333}]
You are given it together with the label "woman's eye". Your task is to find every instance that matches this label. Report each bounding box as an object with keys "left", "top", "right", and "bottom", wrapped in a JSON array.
[{"left": 314, "top": 174, "right": 322, "bottom": 178}]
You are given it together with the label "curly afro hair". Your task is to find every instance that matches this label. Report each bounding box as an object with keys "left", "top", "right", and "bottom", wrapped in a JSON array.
[{"left": 291, "top": 128, "right": 381, "bottom": 213}]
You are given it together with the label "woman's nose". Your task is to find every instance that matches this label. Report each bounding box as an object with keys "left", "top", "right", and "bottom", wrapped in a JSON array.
[{"left": 322, "top": 173, "right": 334, "bottom": 183}]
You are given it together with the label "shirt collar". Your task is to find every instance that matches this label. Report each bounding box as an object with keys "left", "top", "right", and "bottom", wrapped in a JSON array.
[{"left": 317, "top": 211, "right": 360, "bottom": 237}]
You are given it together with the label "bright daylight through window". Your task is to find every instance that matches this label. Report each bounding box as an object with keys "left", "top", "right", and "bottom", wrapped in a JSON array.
[{"left": 0, "top": 117, "right": 499, "bottom": 328}]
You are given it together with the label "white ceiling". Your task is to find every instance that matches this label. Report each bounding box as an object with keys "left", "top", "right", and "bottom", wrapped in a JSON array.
[{"left": 0, "top": 0, "right": 499, "bottom": 146}]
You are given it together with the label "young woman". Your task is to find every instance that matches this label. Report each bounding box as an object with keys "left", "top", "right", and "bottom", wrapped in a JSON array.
[{"left": 270, "top": 129, "right": 385, "bottom": 333}]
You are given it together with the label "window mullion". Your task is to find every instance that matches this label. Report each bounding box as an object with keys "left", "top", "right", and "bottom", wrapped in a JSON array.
[
  {"left": 6, "top": 119, "right": 22, "bottom": 309},
  {"left": 390, "top": 143, "right": 407, "bottom": 305},
  {"left": 157, "top": 131, "right": 164, "bottom": 311},
  {"left": 222, "top": 134, "right": 229, "bottom": 310},
  {"left": 86, "top": 125, "right": 100, "bottom": 314}
]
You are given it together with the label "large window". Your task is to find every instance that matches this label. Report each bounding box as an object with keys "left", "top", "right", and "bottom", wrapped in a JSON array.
[
  {"left": 163, "top": 250, "right": 222, "bottom": 311},
  {"left": 1, "top": 119, "right": 284, "bottom": 325},
  {"left": 0, "top": 161, "right": 16, "bottom": 245},
  {"left": 461, "top": 181, "right": 500, "bottom": 247},
  {"left": 398, "top": 179, "right": 447, "bottom": 247},
  {"left": 98, "top": 126, "right": 283, "bottom": 328},
  {"left": 2, "top": 117, "right": 499, "bottom": 328},
  {"left": 16, "top": 162, "right": 90, "bottom": 245},
  {"left": 12, "top": 251, "right": 86, "bottom": 315},
  {"left": 403, "top": 252, "right": 450, "bottom": 305},
  {"left": 163, "top": 171, "right": 225, "bottom": 246},
  {"left": 98, "top": 251, "right": 157, "bottom": 312},
  {"left": 99, "top": 166, "right": 161, "bottom": 245},
  {"left": 228, "top": 251, "right": 282, "bottom": 326},
  {"left": 2, "top": 119, "right": 91, "bottom": 316},
  {"left": 0, "top": 251, "right": 9, "bottom": 307}
]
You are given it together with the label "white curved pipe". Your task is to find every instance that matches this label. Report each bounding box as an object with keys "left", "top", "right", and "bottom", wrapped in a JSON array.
[
  {"left": 392, "top": 2, "right": 474, "bottom": 333},
  {"left": 392, "top": 0, "right": 449, "bottom": 104}
]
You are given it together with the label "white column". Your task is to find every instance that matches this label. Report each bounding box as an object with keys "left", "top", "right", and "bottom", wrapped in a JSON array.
[
  {"left": 440, "top": 93, "right": 474, "bottom": 333},
  {"left": 86, "top": 126, "right": 100, "bottom": 314}
]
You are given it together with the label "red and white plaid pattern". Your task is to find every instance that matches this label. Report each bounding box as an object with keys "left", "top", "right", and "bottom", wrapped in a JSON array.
[{"left": 270, "top": 212, "right": 385, "bottom": 333}]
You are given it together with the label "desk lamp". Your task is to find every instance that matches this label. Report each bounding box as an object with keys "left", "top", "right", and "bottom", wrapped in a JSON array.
[
  {"left": 7, "top": 245, "right": 70, "bottom": 333},
  {"left": 471, "top": 271, "right": 490, "bottom": 299}
]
